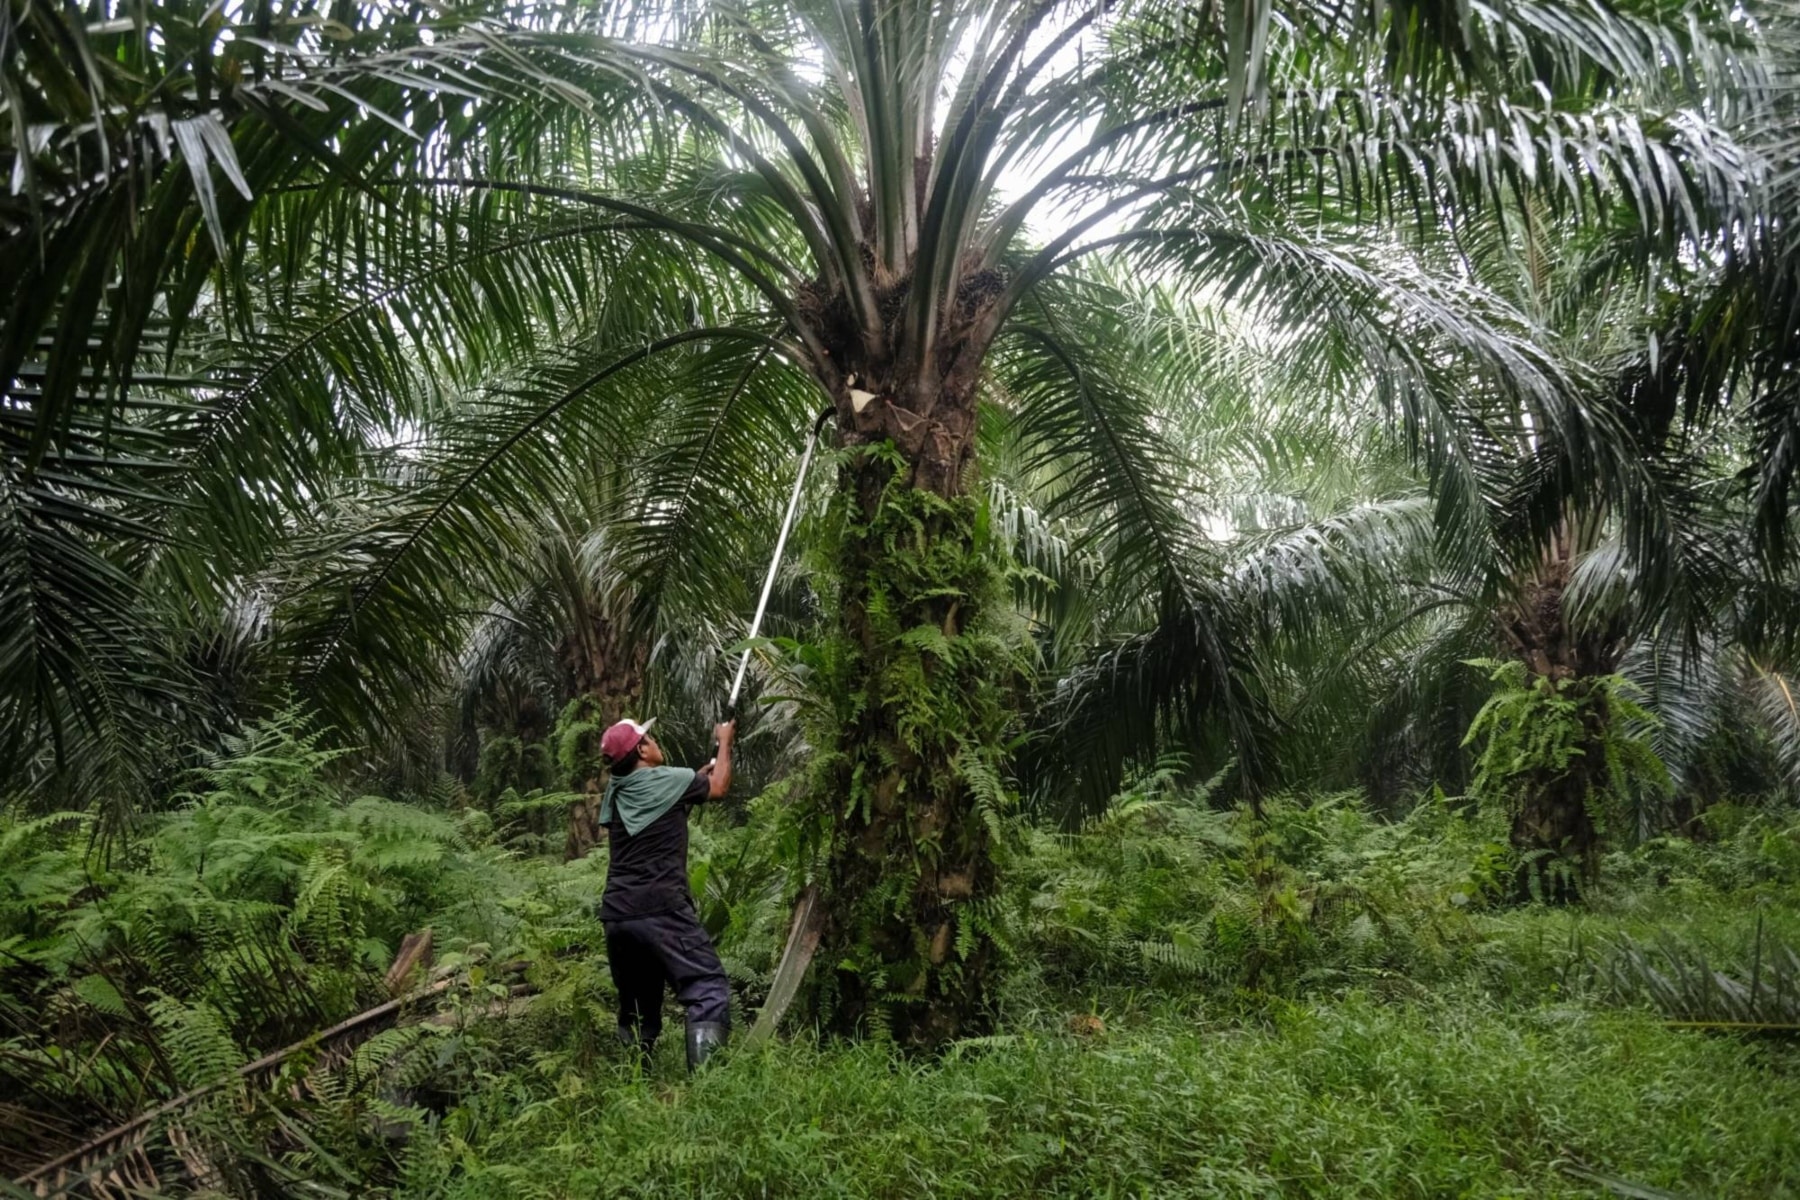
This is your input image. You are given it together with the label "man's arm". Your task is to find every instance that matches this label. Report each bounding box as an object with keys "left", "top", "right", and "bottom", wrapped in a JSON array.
[{"left": 705, "top": 720, "right": 734, "bottom": 800}]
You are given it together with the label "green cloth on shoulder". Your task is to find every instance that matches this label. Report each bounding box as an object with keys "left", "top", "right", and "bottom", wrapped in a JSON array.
[{"left": 599, "top": 765, "right": 697, "bottom": 836}]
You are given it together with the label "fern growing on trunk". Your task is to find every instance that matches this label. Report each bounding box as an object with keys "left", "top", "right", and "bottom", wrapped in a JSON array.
[
  {"left": 1462, "top": 658, "right": 1672, "bottom": 901},
  {"left": 805, "top": 451, "right": 1029, "bottom": 1045}
]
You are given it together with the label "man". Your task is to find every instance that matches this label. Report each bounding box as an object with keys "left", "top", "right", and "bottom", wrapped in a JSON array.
[{"left": 597, "top": 716, "right": 736, "bottom": 1071}]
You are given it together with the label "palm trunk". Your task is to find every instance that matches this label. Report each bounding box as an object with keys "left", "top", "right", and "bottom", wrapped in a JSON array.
[
  {"left": 810, "top": 387, "right": 1011, "bottom": 1047},
  {"left": 1506, "top": 758, "right": 1601, "bottom": 903},
  {"left": 1495, "top": 518, "right": 1623, "bottom": 901}
]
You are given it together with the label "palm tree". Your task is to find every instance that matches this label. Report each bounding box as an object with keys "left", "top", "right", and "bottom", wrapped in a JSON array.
[
  {"left": 4, "top": 0, "right": 1769, "bottom": 1041},
  {"left": 1021, "top": 194, "right": 1800, "bottom": 900},
  {"left": 1416, "top": 196, "right": 1800, "bottom": 896}
]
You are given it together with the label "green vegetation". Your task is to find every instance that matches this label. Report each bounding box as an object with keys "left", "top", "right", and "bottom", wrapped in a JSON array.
[
  {"left": 7, "top": 0, "right": 1800, "bottom": 1192},
  {"left": 417, "top": 1003, "right": 1799, "bottom": 1198},
  {"left": 811, "top": 474, "right": 1024, "bottom": 1041},
  {"left": 7, "top": 724, "right": 1798, "bottom": 1195},
  {"left": 1463, "top": 659, "right": 1673, "bottom": 900}
]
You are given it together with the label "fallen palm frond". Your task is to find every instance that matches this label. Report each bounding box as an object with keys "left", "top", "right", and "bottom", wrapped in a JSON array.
[
  {"left": 1560, "top": 1160, "right": 1697, "bottom": 1200},
  {"left": 747, "top": 885, "right": 823, "bottom": 1047},
  {"left": 1597, "top": 917, "right": 1800, "bottom": 1036},
  {"left": 12, "top": 960, "right": 530, "bottom": 1200}
]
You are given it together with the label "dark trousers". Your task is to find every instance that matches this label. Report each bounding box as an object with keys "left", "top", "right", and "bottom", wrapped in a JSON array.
[{"left": 604, "top": 907, "right": 730, "bottom": 1044}]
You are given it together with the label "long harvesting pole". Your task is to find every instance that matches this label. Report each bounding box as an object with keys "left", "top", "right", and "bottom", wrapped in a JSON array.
[{"left": 727, "top": 408, "right": 834, "bottom": 710}]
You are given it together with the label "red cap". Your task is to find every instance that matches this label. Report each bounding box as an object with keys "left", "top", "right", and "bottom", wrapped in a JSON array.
[{"left": 600, "top": 718, "right": 656, "bottom": 765}]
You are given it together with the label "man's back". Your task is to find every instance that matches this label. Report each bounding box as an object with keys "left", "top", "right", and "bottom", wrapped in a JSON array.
[{"left": 601, "top": 772, "right": 707, "bottom": 920}]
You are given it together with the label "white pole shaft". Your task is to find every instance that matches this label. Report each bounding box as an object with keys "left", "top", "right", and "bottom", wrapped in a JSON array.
[{"left": 728, "top": 423, "right": 822, "bottom": 708}]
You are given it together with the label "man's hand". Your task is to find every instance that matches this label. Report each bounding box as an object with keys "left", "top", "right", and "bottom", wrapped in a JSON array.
[{"left": 707, "top": 720, "right": 736, "bottom": 800}]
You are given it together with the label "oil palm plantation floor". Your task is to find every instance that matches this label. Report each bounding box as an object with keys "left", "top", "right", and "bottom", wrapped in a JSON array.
[
  {"left": 404, "top": 992, "right": 1799, "bottom": 1198},
  {"left": 6, "top": 733, "right": 1797, "bottom": 1197},
  {"left": 388, "top": 810, "right": 1800, "bottom": 1200}
]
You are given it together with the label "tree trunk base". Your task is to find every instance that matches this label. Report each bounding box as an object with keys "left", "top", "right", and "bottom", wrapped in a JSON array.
[{"left": 1509, "top": 782, "right": 1597, "bottom": 904}]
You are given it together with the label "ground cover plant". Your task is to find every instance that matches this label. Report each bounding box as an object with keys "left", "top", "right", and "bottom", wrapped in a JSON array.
[
  {"left": 349, "top": 794, "right": 1800, "bottom": 1198},
  {"left": 7, "top": 723, "right": 1799, "bottom": 1196},
  {"left": 402, "top": 1001, "right": 1800, "bottom": 1198},
  {"left": 6, "top": 0, "right": 1800, "bottom": 1194}
]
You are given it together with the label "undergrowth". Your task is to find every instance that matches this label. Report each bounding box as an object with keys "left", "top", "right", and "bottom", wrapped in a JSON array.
[
  {"left": 0, "top": 711, "right": 558, "bottom": 1171},
  {"left": 401, "top": 998, "right": 1800, "bottom": 1199},
  {"left": 5, "top": 716, "right": 1799, "bottom": 1196}
]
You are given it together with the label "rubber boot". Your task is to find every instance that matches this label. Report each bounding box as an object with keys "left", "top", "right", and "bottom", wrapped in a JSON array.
[
  {"left": 685, "top": 1021, "right": 727, "bottom": 1072},
  {"left": 618, "top": 1024, "right": 655, "bottom": 1072}
]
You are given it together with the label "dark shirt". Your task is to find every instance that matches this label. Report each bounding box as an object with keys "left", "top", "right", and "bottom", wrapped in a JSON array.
[{"left": 600, "top": 769, "right": 710, "bottom": 921}]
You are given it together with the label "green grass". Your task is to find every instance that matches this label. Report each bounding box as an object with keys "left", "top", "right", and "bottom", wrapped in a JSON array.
[
  {"left": 381, "top": 798, "right": 1800, "bottom": 1200},
  {"left": 13, "top": 728, "right": 1796, "bottom": 1198},
  {"left": 405, "top": 992, "right": 1799, "bottom": 1199}
]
